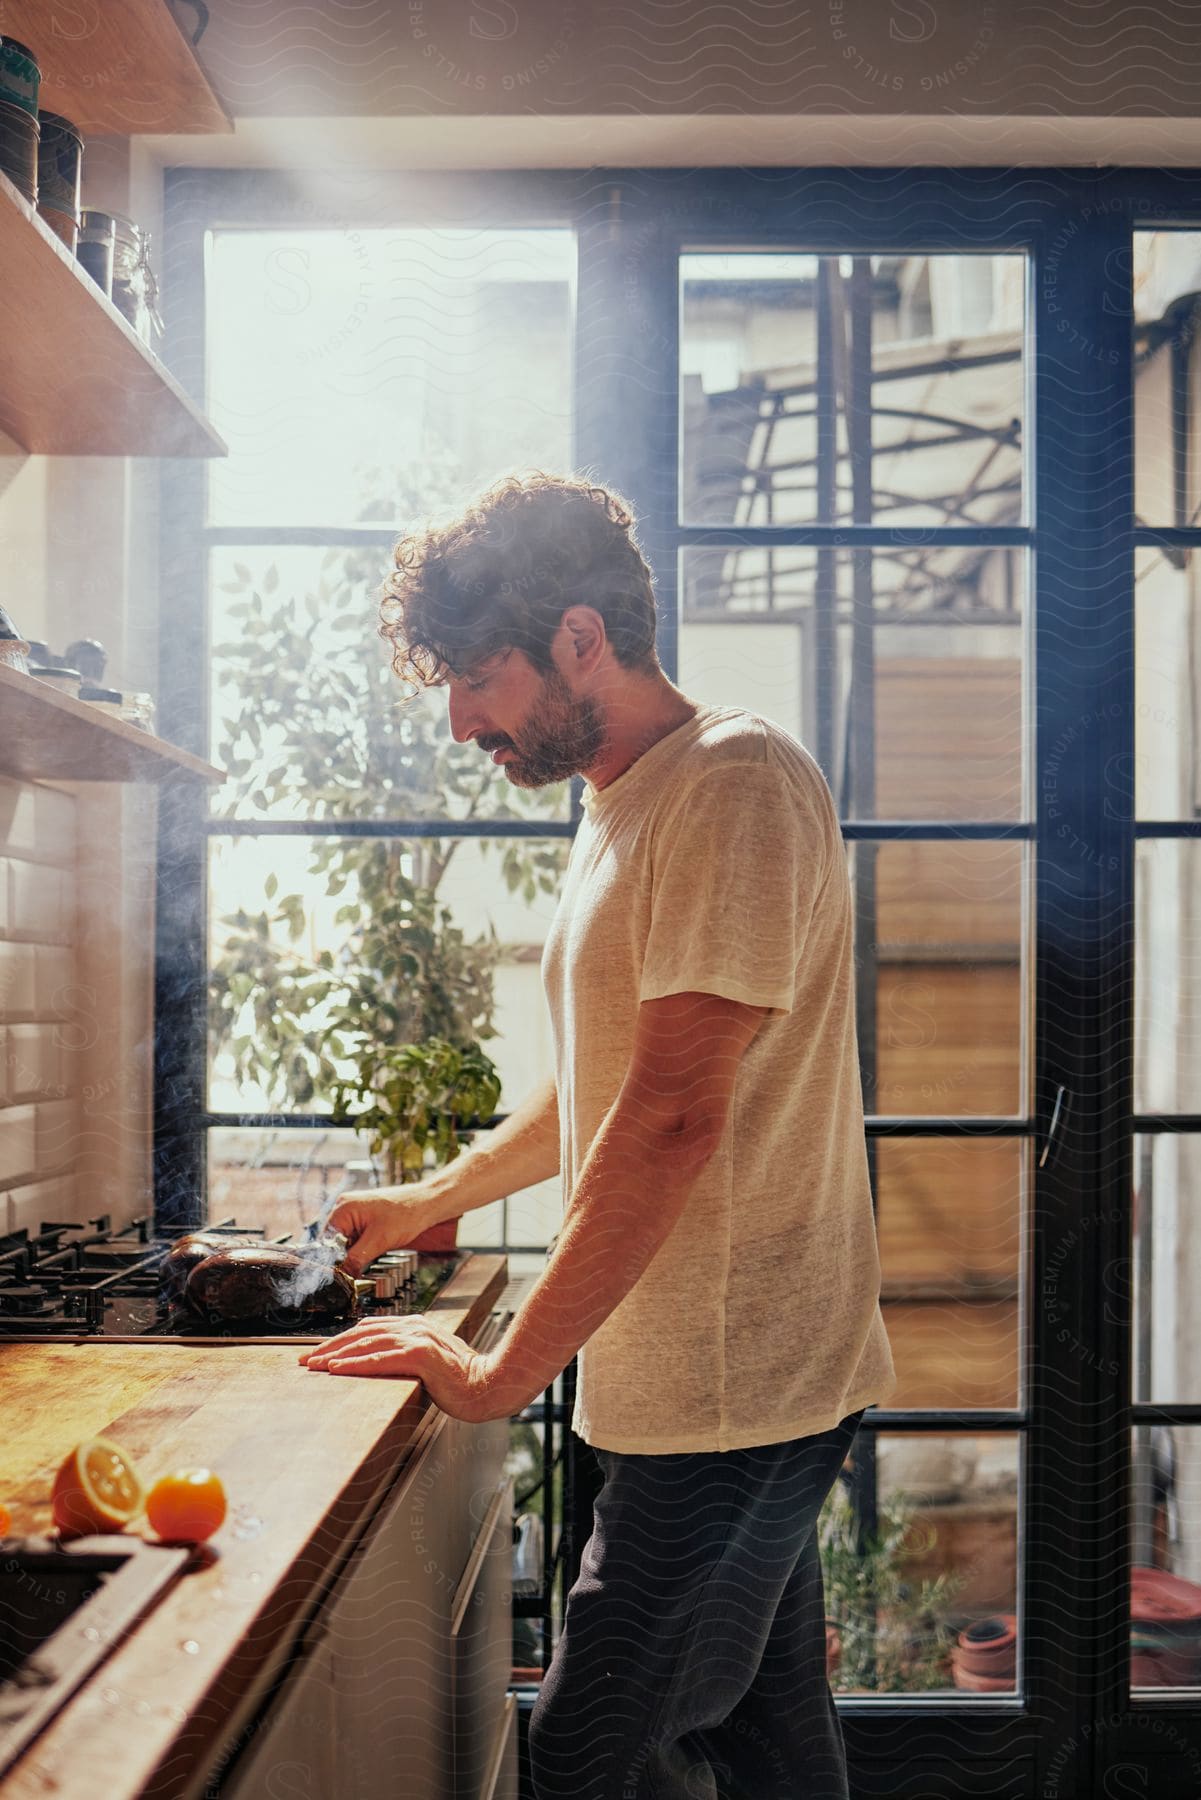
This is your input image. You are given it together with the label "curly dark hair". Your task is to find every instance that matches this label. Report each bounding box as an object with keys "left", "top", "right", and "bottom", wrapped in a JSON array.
[{"left": 378, "top": 471, "right": 661, "bottom": 694}]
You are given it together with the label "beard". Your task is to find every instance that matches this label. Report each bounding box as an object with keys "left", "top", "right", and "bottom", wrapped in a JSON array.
[{"left": 484, "top": 666, "right": 606, "bottom": 789}]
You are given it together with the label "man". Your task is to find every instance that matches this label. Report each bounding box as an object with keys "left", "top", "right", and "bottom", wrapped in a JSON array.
[{"left": 301, "top": 471, "right": 896, "bottom": 1799}]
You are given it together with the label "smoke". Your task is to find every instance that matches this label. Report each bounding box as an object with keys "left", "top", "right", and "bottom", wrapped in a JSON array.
[{"left": 273, "top": 1221, "right": 350, "bottom": 1310}]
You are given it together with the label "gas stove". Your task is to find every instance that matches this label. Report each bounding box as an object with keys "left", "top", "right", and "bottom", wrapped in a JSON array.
[{"left": 0, "top": 1215, "right": 468, "bottom": 1341}]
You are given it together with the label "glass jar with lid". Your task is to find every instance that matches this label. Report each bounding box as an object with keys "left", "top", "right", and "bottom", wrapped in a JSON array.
[{"left": 110, "top": 212, "right": 164, "bottom": 348}]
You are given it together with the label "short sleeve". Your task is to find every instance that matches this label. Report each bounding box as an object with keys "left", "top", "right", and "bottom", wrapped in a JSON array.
[{"left": 639, "top": 758, "right": 830, "bottom": 1018}]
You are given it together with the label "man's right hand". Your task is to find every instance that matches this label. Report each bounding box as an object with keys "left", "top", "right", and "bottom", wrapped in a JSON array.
[{"left": 325, "top": 1186, "right": 450, "bottom": 1277}]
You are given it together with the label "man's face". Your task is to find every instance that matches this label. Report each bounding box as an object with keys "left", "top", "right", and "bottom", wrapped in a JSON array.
[{"left": 442, "top": 644, "right": 605, "bottom": 789}]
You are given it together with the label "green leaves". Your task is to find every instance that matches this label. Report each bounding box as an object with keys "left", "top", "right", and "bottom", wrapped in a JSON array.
[
  {"left": 330, "top": 1037, "right": 502, "bottom": 1172},
  {"left": 207, "top": 533, "right": 571, "bottom": 1160}
]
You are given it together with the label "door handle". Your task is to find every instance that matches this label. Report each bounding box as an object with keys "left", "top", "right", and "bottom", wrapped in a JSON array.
[{"left": 1038, "top": 1084, "right": 1072, "bottom": 1170}]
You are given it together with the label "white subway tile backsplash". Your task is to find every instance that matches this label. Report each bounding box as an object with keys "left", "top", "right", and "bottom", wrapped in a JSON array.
[
  {"left": 34, "top": 946, "right": 74, "bottom": 1015},
  {"left": 0, "top": 1103, "right": 36, "bottom": 1185},
  {"left": 33, "top": 785, "right": 75, "bottom": 860},
  {"left": 9, "top": 861, "right": 71, "bottom": 942},
  {"left": 0, "top": 941, "right": 36, "bottom": 1016},
  {"left": 0, "top": 781, "right": 75, "bottom": 864},
  {"left": 7, "top": 1174, "right": 78, "bottom": 1237},
  {"left": 0, "top": 784, "right": 36, "bottom": 855},
  {"left": 35, "top": 1097, "right": 76, "bottom": 1171},
  {"left": 9, "top": 1025, "right": 66, "bottom": 1103}
]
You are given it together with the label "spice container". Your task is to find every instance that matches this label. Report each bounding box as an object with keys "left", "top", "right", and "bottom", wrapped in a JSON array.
[
  {"left": 29, "top": 664, "right": 82, "bottom": 698},
  {"left": 63, "top": 637, "right": 108, "bottom": 684},
  {"left": 110, "top": 212, "right": 164, "bottom": 347},
  {"left": 79, "top": 684, "right": 124, "bottom": 719},
  {"left": 77, "top": 209, "right": 115, "bottom": 298},
  {"left": 120, "top": 691, "right": 156, "bottom": 733},
  {"left": 0, "top": 38, "right": 39, "bottom": 204},
  {"left": 36, "top": 112, "right": 83, "bottom": 251},
  {"left": 0, "top": 604, "right": 30, "bottom": 673}
]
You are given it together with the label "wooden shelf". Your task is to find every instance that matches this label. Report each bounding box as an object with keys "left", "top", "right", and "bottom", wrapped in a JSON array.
[
  {"left": 0, "top": 170, "right": 226, "bottom": 456},
  {"left": 2, "top": 0, "right": 231, "bottom": 134},
  {"left": 0, "top": 662, "right": 225, "bottom": 783}
]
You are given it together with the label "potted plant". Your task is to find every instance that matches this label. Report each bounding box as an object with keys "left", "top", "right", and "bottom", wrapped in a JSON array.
[
  {"left": 208, "top": 491, "right": 569, "bottom": 1231},
  {"left": 819, "top": 1475, "right": 965, "bottom": 1692},
  {"left": 330, "top": 1037, "right": 502, "bottom": 1249}
]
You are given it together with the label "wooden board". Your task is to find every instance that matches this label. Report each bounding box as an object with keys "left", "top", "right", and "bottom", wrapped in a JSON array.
[
  {"left": 0, "top": 1252, "right": 507, "bottom": 1800},
  {"left": 0, "top": 662, "right": 225, "bottom": 783},
  {"left": 0, "top": 172, "right": 227, "bottom": 457},
  {"left": 1, "top": 0, "right": 231, "bottom": 134}
]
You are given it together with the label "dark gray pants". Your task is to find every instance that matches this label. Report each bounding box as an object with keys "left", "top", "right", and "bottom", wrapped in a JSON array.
[{"left": 529, "top": 1409, "right": 864, "bottom": 1800}]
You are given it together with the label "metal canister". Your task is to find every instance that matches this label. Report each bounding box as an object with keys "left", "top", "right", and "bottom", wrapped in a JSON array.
[
  {"left": 0, "top": 38, "right": 39, "bottom": 116},
  {"left": 36, "top": 112, "right": 83, "bottom": 251},
  {"left": 77, "top": 209, "right": 115, "bottom": 298}
]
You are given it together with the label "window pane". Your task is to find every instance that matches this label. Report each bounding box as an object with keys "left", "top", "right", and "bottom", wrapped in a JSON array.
[
  {"left": 1133, "top": 1134, "right": 1201, "bottom": 1406},
  {"left": 1131, "top": 1425, "right": 1201, "bottom": 1692},
  {"left": 1134, "top": 231, "right": 1201, "bottom": 527},
  {"left": 826, "top": 1431, "right": 1019, "bottom": 1695},
  {"left": 1135, "top": 841, "right": 1201, "bottom": 1114},
  {"left": 206, "top": 228, "right": 574, "bottom": 528},
  {"left": 679, "top": 545, "right": 1026, "bottom": 821},
  {"left": 208, "top": 834, "right": 565, "bottom": 1117},
  {"left": 680, "top": 252, "right": 1025, "bottom": 527},
  {"left": 854, "top": 841, "right": 1026, "bottom": 1116},
  {"left": 877, "top": 1139, "right": 1023, "bottom": 1410},
  {"left": 1135, "top": 545, "right": 1198, "bottom": 820},
  {"left": 209, "top": 544, "right": 572, "bottom": 825},
  {"left": 206, "top": 1123, "right": 507, "bottom": 1245}
]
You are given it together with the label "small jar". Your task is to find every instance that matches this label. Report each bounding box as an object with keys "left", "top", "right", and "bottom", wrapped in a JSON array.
[
  {"left": 63, "top": 637, "right": 107, "bottom": 684},
  {"left": 30, "top": 664, "right": 82, "bottom": 697},
  {"left": 80, "top": 684, "right": 124, "bottom": 719},
  {"left": 77, "top": 209, "right": 115, "bottom": 299},
  {"left": 120, "top": 690, "right": 156, "bottom": 733},
  {"left": 110, "top": 212, "right": 163, "bottom": 346},
  {"left": 0, "top": 604, "right": 30, "bottom": 673}
]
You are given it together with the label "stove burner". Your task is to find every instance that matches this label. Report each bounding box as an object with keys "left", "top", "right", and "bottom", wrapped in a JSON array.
[
  {"left": 0, "top": 1287, "right": 59, "bottom": 1317},
  {"left": 0, "top": 1216, "right": 464, "bottom": 1340}
]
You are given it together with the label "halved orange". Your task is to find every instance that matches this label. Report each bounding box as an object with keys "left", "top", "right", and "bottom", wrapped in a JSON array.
[{"left": 52, "top": 1437, "right": 145, "bottom": 1538}]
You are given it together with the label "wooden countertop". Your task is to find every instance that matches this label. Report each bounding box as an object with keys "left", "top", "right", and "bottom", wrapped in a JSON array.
[{"left": 0, "top": 1253, "right": 507, "bottom": 1800}]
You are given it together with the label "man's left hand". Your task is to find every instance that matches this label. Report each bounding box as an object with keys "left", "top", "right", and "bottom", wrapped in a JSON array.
[{"left": 299, "top": 1317, "right": 499, "bottom": 1421}]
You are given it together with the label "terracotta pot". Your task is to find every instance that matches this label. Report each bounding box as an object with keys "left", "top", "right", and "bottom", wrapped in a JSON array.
[
  {"left": 825, "top": 1622, "right": 841, "bottom": 1677},
  {"left": 1130, "top": 1567, "right": 1201, "bottom": 1686},
  {"left": 406, "top": 1215, "right": 460, "bottom": 1252}
]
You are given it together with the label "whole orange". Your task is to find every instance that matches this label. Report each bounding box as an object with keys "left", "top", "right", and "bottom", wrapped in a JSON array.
[{"left": 145, "top": 1469, "right": 227, "bottom": 1543}]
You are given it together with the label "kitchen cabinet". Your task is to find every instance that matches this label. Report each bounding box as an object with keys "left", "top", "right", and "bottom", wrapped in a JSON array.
[{"left": 218, "top": 1313, "right": 516, "bottom": 1800}]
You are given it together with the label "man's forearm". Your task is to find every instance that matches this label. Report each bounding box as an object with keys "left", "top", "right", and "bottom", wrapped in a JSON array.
[
  {"left": 473, "top": 1098, "right": 714, "bottom": 1417},
  {"left": 422, "top": 1074, "right": 560, "bottom": 1219}
]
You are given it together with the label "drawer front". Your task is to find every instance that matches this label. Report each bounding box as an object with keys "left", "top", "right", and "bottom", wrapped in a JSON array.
[
  {"left": 482, "top": 1693, "right": 519, "bottom": 1800},
  {"left": 451, "top": 1477, "right": 514, "bottom": 1800},
  {"left": 325, "top": 1406, "right": 459, "bottom": 1799},
  {"left": 219, "top": 1630, "right": 338, "bottom": 1800},
  {"left": 442, "top": 1312, "right": 511, "bottom": 1585}
]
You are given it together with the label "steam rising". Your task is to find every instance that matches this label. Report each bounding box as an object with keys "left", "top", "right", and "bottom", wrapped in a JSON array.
[{"left": 275, "top": 1207, "right": 351, "bottom": 1310}]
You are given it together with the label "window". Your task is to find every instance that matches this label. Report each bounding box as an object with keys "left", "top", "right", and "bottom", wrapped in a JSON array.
[{"left": 158, "top": 169, "right": 1201, "bottom": 1796}]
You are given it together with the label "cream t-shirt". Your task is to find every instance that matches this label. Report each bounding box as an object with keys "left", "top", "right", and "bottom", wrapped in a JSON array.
[{"left": 539, "top": 702, "right": 897, "bottom": 1454}]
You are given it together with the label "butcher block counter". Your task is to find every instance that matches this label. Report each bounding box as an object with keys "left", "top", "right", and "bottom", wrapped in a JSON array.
[{"left": 0, "top": 1253, "right": 518, "bottom": 1800}]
